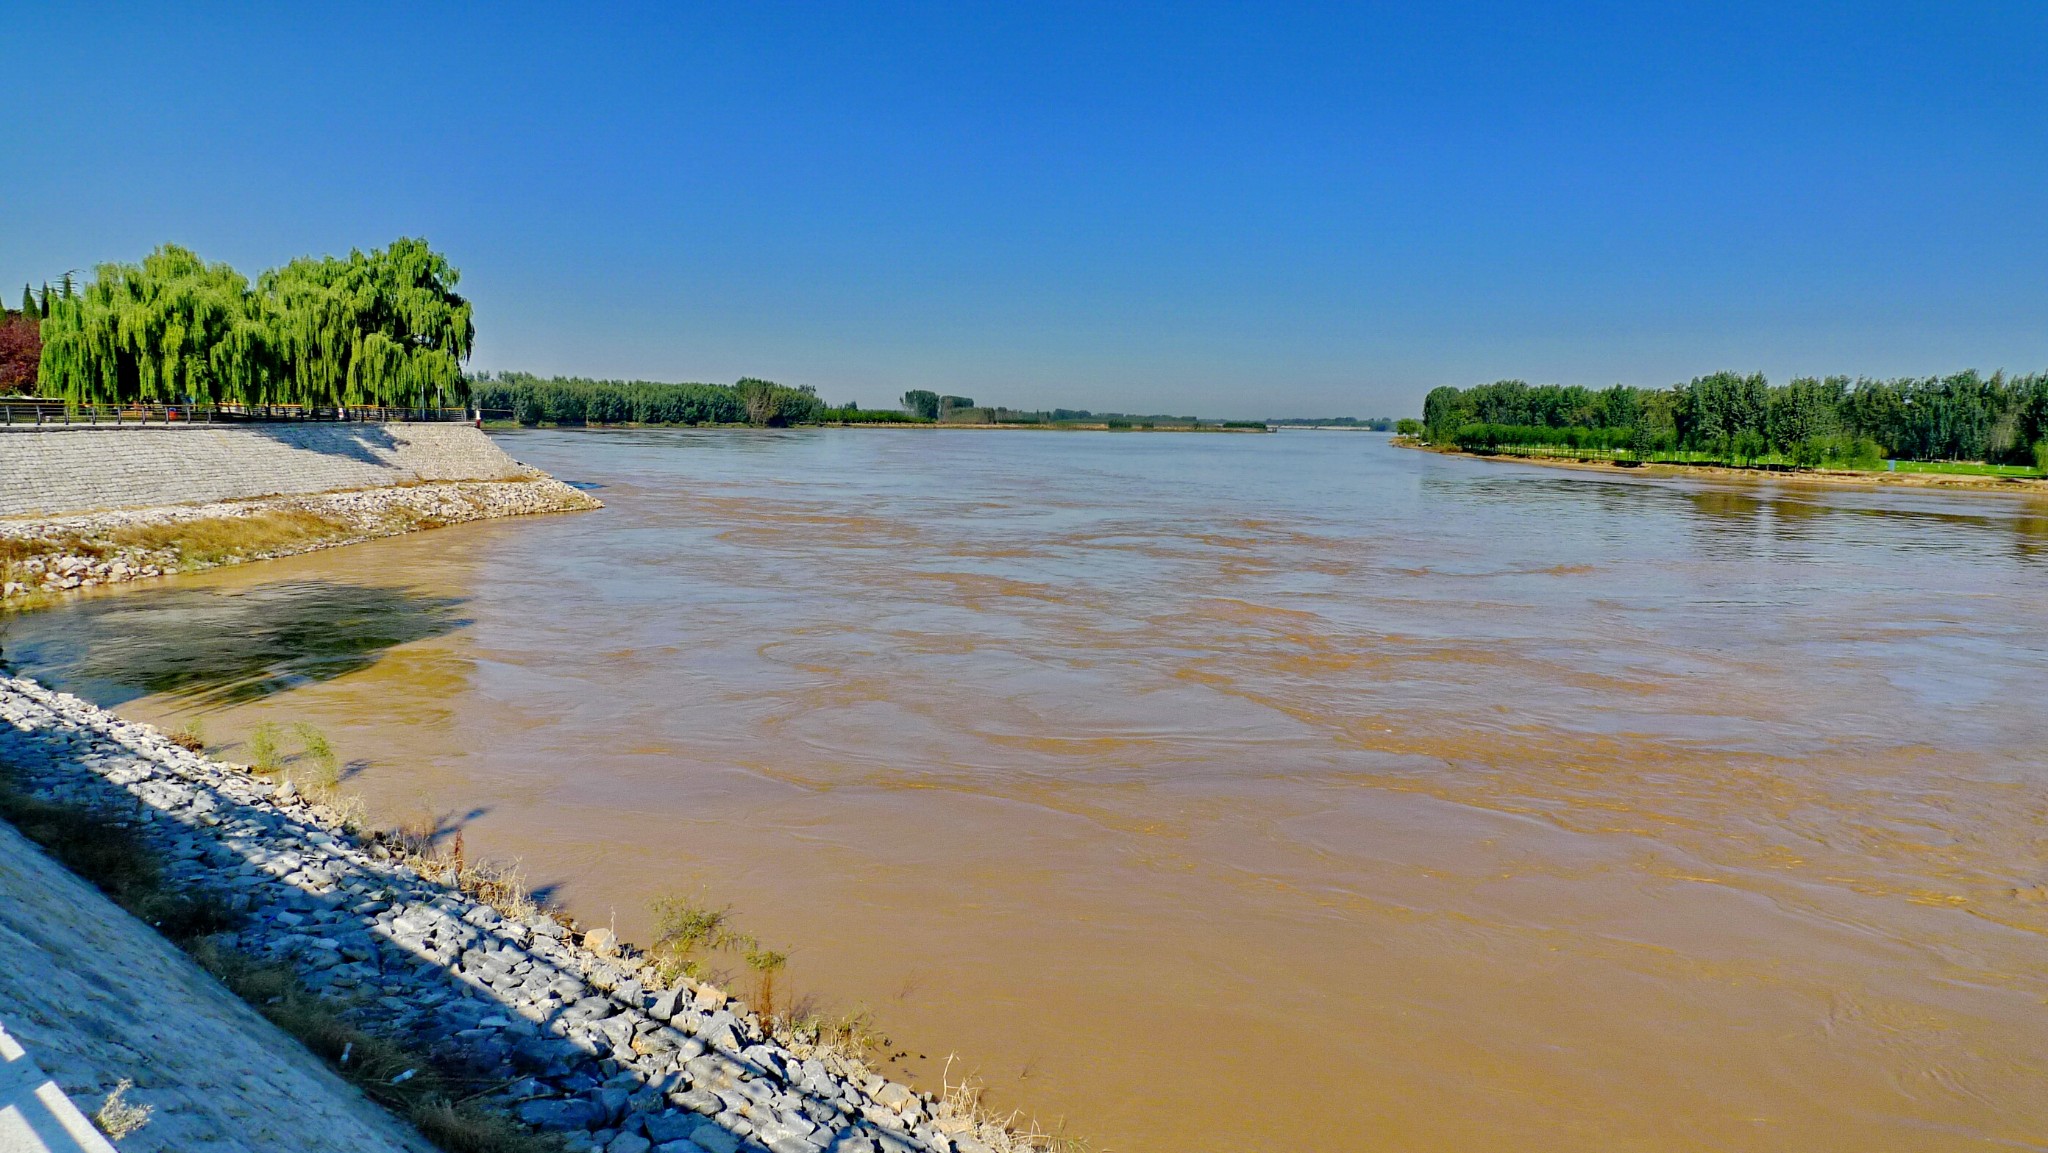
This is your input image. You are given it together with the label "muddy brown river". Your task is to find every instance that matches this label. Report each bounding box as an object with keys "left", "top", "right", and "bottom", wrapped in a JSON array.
[{"left": 7, "top": 428, "right": 2048, "bottom": 1151}]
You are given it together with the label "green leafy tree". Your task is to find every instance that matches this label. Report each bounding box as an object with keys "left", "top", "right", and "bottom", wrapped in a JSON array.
[
  {"left": 38, "top": 245, "right": 272, "bottom": 405},
  {"left": 37, "top": 238, "right": 473, "bottom": 409},
  {"left": 901, "top": 389, "right": 940, "bottom": 420},
  {"left": 734, "top": 377, "right": 823, "bottom": 426},
  {"left": 257, "top": 237, "right": 473, "bottom": 410}
]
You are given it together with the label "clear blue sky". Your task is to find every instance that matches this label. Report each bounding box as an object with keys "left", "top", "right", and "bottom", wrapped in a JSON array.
[{"left": 4, "top": 3, "right": 2044, "bottom": 417}]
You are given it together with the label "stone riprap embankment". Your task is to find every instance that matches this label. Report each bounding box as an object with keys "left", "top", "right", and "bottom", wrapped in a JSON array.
[
  {"left": 0, "top": 423, "right": 530, "bottom": 518},
  {"left": 0, "top": 421, "right": 600, "bottom": 604},
  {"left": 0, "top": 475, "right": 598, "bottom": 602},
  {"left": 0, "top": 675, "right": 1007, "bottom": 1153}
]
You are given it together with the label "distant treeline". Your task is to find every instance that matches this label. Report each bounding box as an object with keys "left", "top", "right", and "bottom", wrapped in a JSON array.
[
  {"left": 470, "top": 372, "right": 843, "bottom": 427},
  {"left": 476, "top": 375, "right": 1263, "bottom": 430},
  {"left": 1423, "top": 371, "right": 2048, "bottom": 466},
  {"left": 1267, "top": 416, "right": 1398, "bottom": 430},
  {"left": 26, "top": 241, "right": 473, "bottom": 409}
]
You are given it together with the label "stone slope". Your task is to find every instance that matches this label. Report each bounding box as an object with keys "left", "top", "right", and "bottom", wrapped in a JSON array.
[
  {"left": 0, "top": 474, "right": 598, "bottom": 603},
  {"left": 0, "top": 424, "right": 531, "bottom": 518}
]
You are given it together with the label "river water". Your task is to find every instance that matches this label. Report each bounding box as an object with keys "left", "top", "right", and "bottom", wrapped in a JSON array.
[{"left": 6, "top": 428, "right": 2048, "bottom": 1152}]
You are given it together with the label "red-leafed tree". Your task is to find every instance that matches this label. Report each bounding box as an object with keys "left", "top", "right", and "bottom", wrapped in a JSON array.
[{"left": 0, "top": 310, "right": 38, "bottom": 394}]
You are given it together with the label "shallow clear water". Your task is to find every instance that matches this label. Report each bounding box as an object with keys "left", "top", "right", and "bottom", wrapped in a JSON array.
[{"left": 9, "top": 428, "right": 2048, "bottom": 1151}]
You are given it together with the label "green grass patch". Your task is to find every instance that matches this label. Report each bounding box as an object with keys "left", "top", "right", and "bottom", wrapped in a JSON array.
[{"left": 1890, "top": 459, "right": 2045, "bottom": 478}]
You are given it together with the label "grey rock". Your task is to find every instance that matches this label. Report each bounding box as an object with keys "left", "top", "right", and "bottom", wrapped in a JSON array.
[
  {"left": 596, "top": 1086, "right": 632, "bottom": 1124},
  {"left": 644, "top": 1111, "right": 702, "bottom": 1143},
  {"left": 516, "top": 1097, "right": 603, "bottom": 1131},
  {"left": 648, "top": 988, "right": 680, "bottom": 1021},
  {"left": 669, "top": 1087, "right": 721, "bottom": 1115}
]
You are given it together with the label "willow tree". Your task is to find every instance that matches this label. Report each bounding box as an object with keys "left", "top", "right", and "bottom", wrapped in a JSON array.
[
  {"left": 257, "top": 238, "right": 473, "bottom": 410},
  {"left": 37, "top": 238, "right": 472, "bottom": 410},
  {"left": 37, "top": 245, "right": 273, "bottom": 406}
]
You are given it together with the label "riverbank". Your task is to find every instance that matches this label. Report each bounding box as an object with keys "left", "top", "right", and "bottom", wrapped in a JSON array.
[
  {"left": 1398, "top": 437, "right": 2048, "bottom": 496},
  {"left": 0, "top": 476, "right": 598, "bottom": 607},
  {"left": 0, "top": 673, "right": 1034, "bottom": 1153},
  {"left": 487, "top": 420, "right": 1270, "bottom": 433},
  {"left": 0, "top": 421, "right": 603, "bottom": 608}
]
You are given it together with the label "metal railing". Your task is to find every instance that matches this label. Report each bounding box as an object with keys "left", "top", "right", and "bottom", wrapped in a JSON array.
[{"left": 0, "top": 399, "right": 475, "bottom": 427}]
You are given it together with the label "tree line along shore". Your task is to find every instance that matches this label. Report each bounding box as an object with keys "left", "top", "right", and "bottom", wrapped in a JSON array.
[
  {"left": 2, "top": 241, "right": 1295, "bottom": 432},
  {"left": 1418, "top": 371, "right": 2048, "bottom": 479},
  {"left": 467, "top": 373, "right": 1272, "bottom": 431}
]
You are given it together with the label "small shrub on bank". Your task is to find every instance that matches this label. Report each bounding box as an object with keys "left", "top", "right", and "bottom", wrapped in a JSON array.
[
  {"left": 247, "top": 723, "right": 284, "bottom": 773},
  {"left": 649, "top": 893, "right": 737, "bottom": 983},
  {"left": 166, "top": 719, "right": 206, "bottom": 752},
  {"left": 93, "top": 1079, "right": 152, "bottom": 1140},
  {"left": 290, "top": 722, "right": 340, "bottom": 795}
]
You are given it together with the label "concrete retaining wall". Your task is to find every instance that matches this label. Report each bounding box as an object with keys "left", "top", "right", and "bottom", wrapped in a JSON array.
[{"left": 0, "top": 424, "right": 530, "bottom": 518}]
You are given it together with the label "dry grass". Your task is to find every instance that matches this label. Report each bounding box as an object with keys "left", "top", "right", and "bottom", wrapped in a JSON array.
[
  {"left": 107, "top": 508, "right": 354, "bottom": 567},
  {"left": 775, "top": 1003, "right": 891, "bottom": 1063},
  {"left": 189, "top": 940, "right": 565, "bottom": 1153},
  {"left": 166, "top": 719, "right": 206, "bottom": 752},
  {"left": 382, "top": 812, "right": 538, "bottom": 922},
  {"left": 93, "top": 1079, "right": 152, "bottom": 1140},
  {"left": 0, "top": 531, "right": 105, "bottom": 565},
  {"left": 936, "top": 1058, "right": 1098, "bottom": 1153}
]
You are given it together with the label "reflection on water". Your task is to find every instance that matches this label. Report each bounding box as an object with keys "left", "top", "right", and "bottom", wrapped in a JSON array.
[
  {"left": 0, "top": 581, "right": 468, "bottom": 708},
  {"left": 8, "top": 430, "right": 2048, "bottom": 1153}
]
